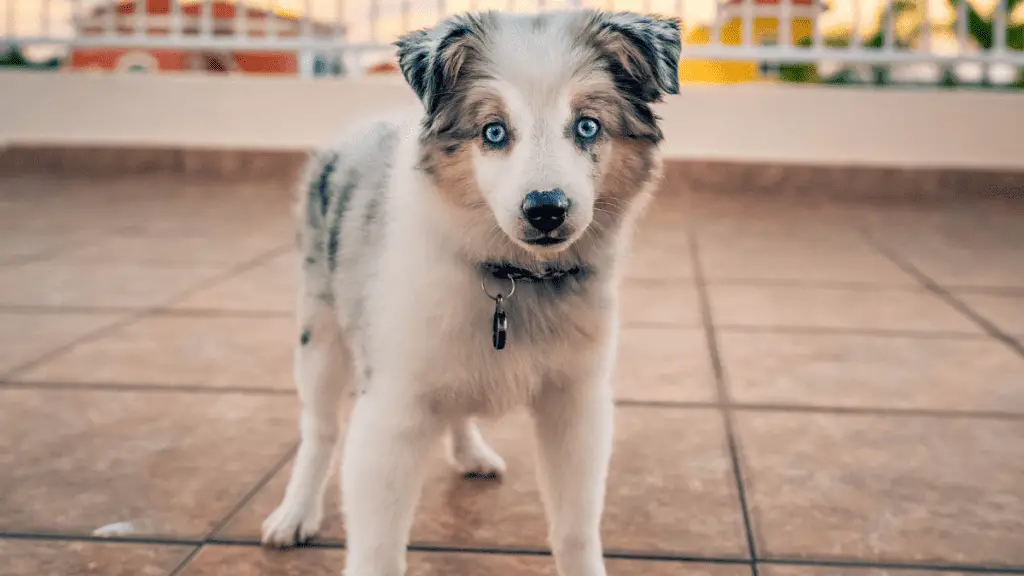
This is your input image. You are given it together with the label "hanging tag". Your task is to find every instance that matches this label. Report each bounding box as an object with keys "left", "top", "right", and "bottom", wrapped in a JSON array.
[{"left": 492, "top": 294, "right": 507, "bottom": 350}]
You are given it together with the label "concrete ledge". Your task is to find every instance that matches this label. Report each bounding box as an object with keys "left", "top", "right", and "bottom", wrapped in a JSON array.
[
  {"left": 2, "top": 71, "right": 1024, "bottom": 172},
  {"left": 0, "top": 145, "right": 306, "bottom": 181},
  {"left": 663, "top": 160, "right": 1024, "bottom": 201},
  {"left": 3, "top": 145, "right": 1021, "bottom": 200}
]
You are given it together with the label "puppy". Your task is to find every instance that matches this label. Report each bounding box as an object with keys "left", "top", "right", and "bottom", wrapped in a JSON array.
[{"left": 261, "top": 10, "right": 680, "bottom": 576}]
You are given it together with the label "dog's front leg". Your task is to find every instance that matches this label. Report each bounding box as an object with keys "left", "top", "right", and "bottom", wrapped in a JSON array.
[
  {"left": 532, "top": 379, "right": 614, "bottom": 576},
  {"left": 341, "top": 388, "right": 441, "bottom": 576}
]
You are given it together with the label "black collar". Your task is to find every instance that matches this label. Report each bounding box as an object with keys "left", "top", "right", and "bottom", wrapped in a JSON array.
[{"left": 480, "top": 261, "right": 588, "bottom": 283}]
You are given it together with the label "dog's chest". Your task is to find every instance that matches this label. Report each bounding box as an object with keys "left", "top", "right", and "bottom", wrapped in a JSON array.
[{"left": 414, "top": 284, "right": 610, "bottom": 415}]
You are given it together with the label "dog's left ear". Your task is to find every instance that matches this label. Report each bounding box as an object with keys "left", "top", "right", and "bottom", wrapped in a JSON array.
[{"left": 586, "top": 12, "right": 682, "bottom": 102}]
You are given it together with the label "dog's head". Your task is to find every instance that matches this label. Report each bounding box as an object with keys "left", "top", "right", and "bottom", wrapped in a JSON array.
[{"left": 397, "top": 10, "right": 680, "bottom": 259}]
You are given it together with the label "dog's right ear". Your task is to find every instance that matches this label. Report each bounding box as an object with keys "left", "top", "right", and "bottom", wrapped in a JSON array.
[
  {"left": 395, "top": 16, "right": 485, "bottom": 119},
  {"left": 395, "top": 29, "right": 433, "bottom": 104}
]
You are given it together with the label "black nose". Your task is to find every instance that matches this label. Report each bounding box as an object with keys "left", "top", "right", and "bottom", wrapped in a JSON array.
[{"left": 522, "top": 189, "right": 569, "bottom": 234}]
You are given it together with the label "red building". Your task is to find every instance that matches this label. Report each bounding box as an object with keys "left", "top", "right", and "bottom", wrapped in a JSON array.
[{"left": 70, "top": 0, "right": 346, "bottom": 75}]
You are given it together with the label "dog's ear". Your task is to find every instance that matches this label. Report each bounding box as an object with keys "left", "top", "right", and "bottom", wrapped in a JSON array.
[
  {"left": 395, "top": 28, "right": 433, "bottom": 103},
  {"left": 586, "top": 12, "right": 682, "bottom": 102},
  {"left": 395, "top": 15, "right": 486, "bottom": 118}
]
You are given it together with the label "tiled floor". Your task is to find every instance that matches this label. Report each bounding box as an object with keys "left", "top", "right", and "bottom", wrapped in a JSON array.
[{"left": 1, "top": 175, "right": 1023, "bottom": 576}]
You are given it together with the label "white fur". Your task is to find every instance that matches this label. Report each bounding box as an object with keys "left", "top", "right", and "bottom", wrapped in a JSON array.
[{"left": 260, "top": 9, "right": 678, "bottom": 576}]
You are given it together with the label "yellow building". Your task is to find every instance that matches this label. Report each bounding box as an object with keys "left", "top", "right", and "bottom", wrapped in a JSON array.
[{"left": 680, "top": 0, "right": 826, "bottom": 84}]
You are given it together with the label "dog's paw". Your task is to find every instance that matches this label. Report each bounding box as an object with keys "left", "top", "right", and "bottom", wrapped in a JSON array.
[
  {"left": 450, "top": 443, "right": 507, "bottom": 480},
  {"left": 260, "top": 501, "right": 323, "bottom": 548}
]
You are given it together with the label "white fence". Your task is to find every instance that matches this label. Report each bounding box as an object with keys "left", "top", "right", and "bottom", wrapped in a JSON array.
[{"left": 1, "top": 0, "right": 1022, "bottom": 82}]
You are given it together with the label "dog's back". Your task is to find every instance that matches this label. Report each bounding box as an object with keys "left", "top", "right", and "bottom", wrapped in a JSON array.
[{"left": 293, "top": 111, "right": 416, "bottom": 323}]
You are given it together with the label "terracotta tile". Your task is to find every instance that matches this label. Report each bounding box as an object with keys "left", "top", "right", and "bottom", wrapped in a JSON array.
[
  {"left": 221, "top": 407, "right": 748, "bottom": 557},
  {"left": 19, "top": 316, "right": 295, "bottom": 390},
  {"left": 736, "top": 412, "right": 1024, "bottom": 564},
  {"left": 0, "top": 231, "right": 93, "bottom": 265},
  {"left": 613, "top": 327, "right": 717, "bottom": 403},
  {"left": 0, "top": 540, "right": 194, "bottom": 576},
  {"left": 624, "top": 231, "right": 693, "bottom": 281},
  {"left": 621, "top": 281, "right": 702, "bottom": 327},
  {"left": 179, "top": 546, "right": 749, "bottom": 575},
  {"left": 0, "top": 312, "right": 125, "bottom": 375},
  {"left": 690, "top": 211, "right": 863, "bottom": 249},
  {"left": 0, "top": 388, "right": 298, "bottom": 537},
  {"left": 903, "top": 249, "right": 1024, "bottom": 290},
  {"left": 957, "top": 293, "right": 1024, "bottom": 336},
  {"left": 416, "top": 408, "right": 747, "bottom": 555},
  {"left": 718, "top": 332, "right": 1024, "bottom": 413},
  {"left": 865, "top": 216, "right": 1024, "bottom": 289},
  {"left": 760, "top": 568, "right": 979, "bottom": 576},
  {"left": 213, "top": 399, "right": 353, "bottom": 543},
  {"left": 708, "top": 286, "right": 982, "bottom": 334},
  {"left": 0, "top": 263, "right": 224, "bottom": 308},
  {"left": 51, "top": 235, "right": 286, "bottom": 268},
  {"left": 698, "top": 238, "right": 915, "bottom": 285},
  {"left": 173, "top": 254, "right": 299, "bottom": 313}
]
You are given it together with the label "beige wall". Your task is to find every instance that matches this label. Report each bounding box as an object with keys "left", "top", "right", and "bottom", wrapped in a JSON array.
[{"left": 2, "top": 70, "right": 1022, "bottom": 171}]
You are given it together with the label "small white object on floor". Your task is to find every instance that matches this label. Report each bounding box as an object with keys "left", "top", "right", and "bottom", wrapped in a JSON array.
[{"left": 92, "top": 521, "right": 136, "bottom": 537}]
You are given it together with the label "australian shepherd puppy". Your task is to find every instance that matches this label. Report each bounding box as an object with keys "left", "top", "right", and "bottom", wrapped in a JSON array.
[{"left": 260, "top": 10, "right": 680, "bottom": 576}]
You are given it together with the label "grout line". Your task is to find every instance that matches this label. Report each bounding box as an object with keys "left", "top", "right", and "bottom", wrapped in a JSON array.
[
  {"left": 0, "top": 305, "right": 993, "bottom": 339},
  {"left": 203, "top": 443, "right": 299, "bottom": 540},
  {"left": 944, "top": 286, "right": 1024, "bottom": 297},
  {"left": 712, "top": 324, "right": 991, "bottom": 340},
  {"left": 0, "top": 305, "right": 292, "bottom": 318},
  {"left": 1, "top": 312, "right": 156, "bottom": 381},
  {"left": 5, "top": 380, "right": 1021, "bottom": 421},
  {"left": 860, "top": 232, "right": 1024, "bottom": 359},
  {"left": 0, "top": 380, "right": 297, "bottom": 396},
  {"left": 167, "top": 545, "right": 205, "bottom": 576},
  {"left": 406, "top": 544, "right": 753, "bottom": 566},
  {"left": 4, "top": 532, "right": 1023, "bottom": 573},
  {"left": 149, "top": 308, "right": 292, "bottom": 318},
  {"left": 623, "top": 321, "right": 996, "bottom": 341},
  {"left": 0, "top": 234, "right": 109, "bottom": 268},
  {"left": 5, "top": 379, "right": 1021, "bottom": 421},
  {"left": 0, "top": 244, "right": 293, "bottom": 381},
  {"left": 624, "top": 275, "right": 945, "bottom": 292},
  {"left": 0, "top": 532, "right": 204, "bottom": 546},
  {"left": 623, "top": 275, "right": 924, "bottom": 289},
  {"left": 759, "top": 556, "right": 1024, "bottom": 574},
  {"left": 615, "top": 399, "right": 1024, "bottom": 421},
  {"left": 704, "top": 278, "right": 931, "bottom": 290},
  {"left": 686, "top": 231, "right": 760, "bottom": 574},
  {"left": 168, "top": 442, "right": 299, "bottom": 576}
]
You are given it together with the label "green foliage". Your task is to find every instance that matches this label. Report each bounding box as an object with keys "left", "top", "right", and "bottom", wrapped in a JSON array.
[
  {"left": 946, "top": 0, "right": 1024, "bottom": 85},
  {"left": 776, "top": 0, "right": 918, "bottom": 86},
  {"left": 779, "top": 37, "right": 818, "bottom": 82},
  {"left": 948, "top": 0, "right": 1024, "bottom": 50},
  {"left": 0, "top": 45, "right": 28, "bottom": 67},
  {"left": 0, "top": 45, "right": 60, "bottom": 69}
]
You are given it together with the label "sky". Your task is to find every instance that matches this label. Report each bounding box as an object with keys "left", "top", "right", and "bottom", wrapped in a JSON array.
[{"left": 2, "top": 0, "right": 1019, "bottom": 60}]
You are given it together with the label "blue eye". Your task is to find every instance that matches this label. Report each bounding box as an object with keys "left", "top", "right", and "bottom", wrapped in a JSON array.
[
  {"left": 483, "top": 123, "right": 508, "bottom": 146},
  {"left": 575, "top": 117, "right": 600, "bottom": 140}
]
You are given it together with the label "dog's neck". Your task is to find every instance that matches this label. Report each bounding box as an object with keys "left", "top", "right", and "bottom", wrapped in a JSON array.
[{"left": 479, "top": 260, "right": 590, "bottom": 283}]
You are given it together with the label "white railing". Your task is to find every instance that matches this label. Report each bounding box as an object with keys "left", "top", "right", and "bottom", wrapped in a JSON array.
[{"left": 1, "top": 0, "right": 1022, "bottom": 82}]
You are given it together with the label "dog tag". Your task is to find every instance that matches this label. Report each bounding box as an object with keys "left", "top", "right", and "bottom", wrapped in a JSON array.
[{"left": 492, "top": 295, "right": 507, "bottom": 350}]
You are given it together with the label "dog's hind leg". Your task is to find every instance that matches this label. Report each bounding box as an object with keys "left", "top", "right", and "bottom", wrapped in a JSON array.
[
  {"left": 261, "top": 295, "right": 350, "bottom": 547},
  {"left": 446, "top": 417, "right": 507, "bottom": 479}
]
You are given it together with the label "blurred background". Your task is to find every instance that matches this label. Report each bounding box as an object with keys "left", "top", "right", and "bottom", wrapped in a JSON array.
[
  {"left": 1, "top": 0, "right": 1023, "bottom": 85},
  {"left": 0, "top": 1, "right": 1022, "bottom": 576}
]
